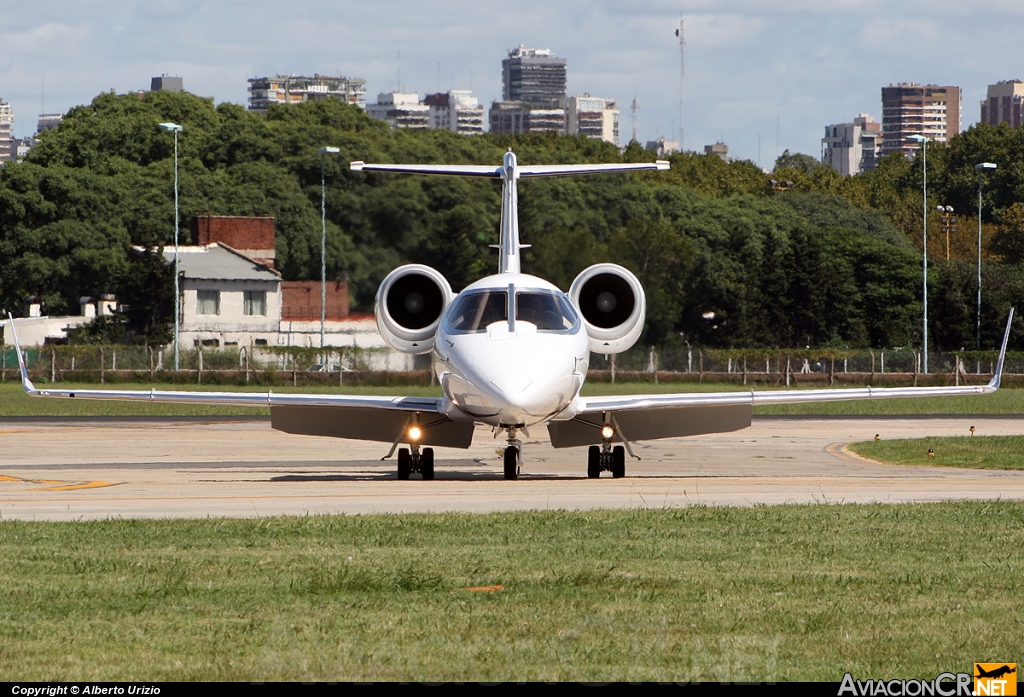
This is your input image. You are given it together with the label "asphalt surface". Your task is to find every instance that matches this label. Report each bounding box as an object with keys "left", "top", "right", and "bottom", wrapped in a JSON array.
[{"left": 2, "top": 416, "right": 1024, "bottom": 520}]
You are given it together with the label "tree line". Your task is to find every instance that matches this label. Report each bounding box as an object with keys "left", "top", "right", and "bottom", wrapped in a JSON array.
[{"left": 1, "top": 89, "right": 1022, "bottom": 350}]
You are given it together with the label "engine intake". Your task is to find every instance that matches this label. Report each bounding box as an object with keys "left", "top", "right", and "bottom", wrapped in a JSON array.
[
  {"left": 569, "top": 263, "right": 646, "bottom": 355},
  {"left": 375, "top": 265, "right": 453, "bottom": 354}
]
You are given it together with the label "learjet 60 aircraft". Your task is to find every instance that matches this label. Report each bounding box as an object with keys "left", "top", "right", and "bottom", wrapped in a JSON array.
[{"left": 8, "top": 151, "right": 1015, "bottom": 480}]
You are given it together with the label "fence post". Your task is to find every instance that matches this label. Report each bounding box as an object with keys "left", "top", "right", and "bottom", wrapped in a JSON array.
[
  {"left": 881, "top": 351, "right": 885, "bottom": 374},
  {"left": 698, "top": 350, "right": 703, "bottom": 383},
  {"left": 955, "top": 355, "right": 960, "bottom": 386},
  {"left": 198, "top": 346, "right": 203, "bottom": 384},
  {"left": 785, "top": 356, "right": 791, "bottom": 387},
  {"left": 653, "top": 348, "right": 658, "bottom": 384},
  {"left": 829, "top": 357, "right": 835, "bottom": 386},
  {"left": 912, "top": 351, "right": 918, "bottom": 387},
  {"left": 51, "top": 349, "right": 56, "bottom": 383},
  {"left": 742, "top": 356, "right": 747, "bottom": 385},
  {"left": 687, "top": 348, "right": 692, "bottom": 374},
  {"left": 610, "top": 353, "right": 616, "bottom": 384},
  {"left": 112, "top": 349, "right": 117, "bottom": 375}
]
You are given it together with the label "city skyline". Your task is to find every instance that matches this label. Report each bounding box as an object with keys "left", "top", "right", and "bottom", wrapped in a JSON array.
[{"left": 1, "top": 1, "right": 1023, "bottom": 165}]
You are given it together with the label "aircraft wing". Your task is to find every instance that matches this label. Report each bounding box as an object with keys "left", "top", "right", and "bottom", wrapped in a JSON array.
[
  {"left": 548, "top": 309, "right": 1014, "bottom": 448},
  {"left": 5, "top": 316, "right": 473, "bottom": 448},
  {"left": 349, "top": 161, "right": 670, "bottom": 178}
]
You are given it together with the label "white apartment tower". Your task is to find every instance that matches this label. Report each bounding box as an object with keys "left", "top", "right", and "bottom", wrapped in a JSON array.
[
  {"left": 423, "top": 91, "right": 485, "bottom": 135},
  {"left": 366, "top": 93, "right": 430, "bottom": 130},
  {"left": 821, "top": 114, "right": 882, "bottom": 176},
  {"left": 564, "top": 95, "right": 619, "bottom": 145},
  {"left": 0, "top": 99, "right": 13, "bottom": 164}
]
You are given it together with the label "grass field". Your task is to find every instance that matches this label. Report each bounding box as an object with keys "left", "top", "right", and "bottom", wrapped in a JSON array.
[
  {"left": 849, "top": 435, "right": 1024, "bottom": 471},
  {"left": 0, "top": 503, "right": 1020, "bottom": 681},
  {"left": 1, "top": 379, "right": 1022, "bottom": 417}
]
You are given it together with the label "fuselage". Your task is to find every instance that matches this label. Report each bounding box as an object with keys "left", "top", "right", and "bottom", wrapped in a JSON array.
[{"left": 433, "top": 272, "right": 590, "bottom": 427}]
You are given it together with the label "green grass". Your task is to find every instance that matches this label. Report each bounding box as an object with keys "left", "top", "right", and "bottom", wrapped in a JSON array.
[
  {"left": 2, "top": 378, "right": 1021, "bottom": 417},
  {"left": 0, "top": 504, "right": 1020, "bottom": 681},
  {"left": 849, "top": 435, "right": 1024, "bottom": 470}
]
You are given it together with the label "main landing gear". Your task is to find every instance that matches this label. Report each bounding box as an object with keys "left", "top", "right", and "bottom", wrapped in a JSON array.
[
  {"left": 397, "top": 444, "right": 434, "bottom": 480},
  {"left": 587, "top": 420, "right": 627, "bottom": 478},
  {"left": 588, "top": 443, "right": 625, "bottom": 479}
]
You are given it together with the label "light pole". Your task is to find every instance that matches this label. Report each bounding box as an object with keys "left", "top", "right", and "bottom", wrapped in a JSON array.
[
  {"left": 908, "top": 134, "right": 930, "bottom": 373},
  {"left": 316, "top": 146, "right": 340, "bottom": 356},
  {"left": 974, "top": 162, "right": 997, "bottom": 349},
  {"left": 159, "top": 122, "right": 183, "bottom": 370}
]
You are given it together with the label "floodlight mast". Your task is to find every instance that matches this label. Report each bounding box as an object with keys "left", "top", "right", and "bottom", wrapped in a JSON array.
[
  {"left": 317, "top": 147, "right": 341, "bottom": 357},
  {"left": 975, "top": 162, "right": 997, "bottom": 349},
  {"left": 158, "top": 122, "right": 183, "bottom": 370},
  {"left": 908, "top": 134, "right": 930, "bottom": 373}
]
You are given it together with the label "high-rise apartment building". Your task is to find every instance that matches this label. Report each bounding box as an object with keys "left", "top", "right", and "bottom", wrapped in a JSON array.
[
  {"left": 366, "top": 93, "right": 430, "bottom": 130},
  {"left": 423, "top": 90, "right": 485, "bottom": 135},
  {"left": 490, "top": 45, "right": 568, "bottom": 136},
  {"left": 0, "top": 99, "right": 14, "bottom": 164},
  {"left": 564, "top": 95, "right": 619, "bottom": 145},
  {"left": 821, "top": 114, "right": 882, "bottom": 176},
  {"left": 247, "top": 74, "right": 367, "bottom": 113},
  {"left": 880, "top": 83, "right": 961, "bottom": 158},
  {"left": 502, "top": 45, "right": 566, "bottom": 106},
  {"left": 981, "top": 80, "right": 1024, "bottom": 128}
]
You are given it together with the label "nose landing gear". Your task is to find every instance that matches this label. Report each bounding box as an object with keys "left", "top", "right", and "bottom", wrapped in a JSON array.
[
  {"left": 502, "top": 427, "right": 524, "bottom": 480},
  {"left": 397, "top": 444, "right": 435, "bottom": 480}
]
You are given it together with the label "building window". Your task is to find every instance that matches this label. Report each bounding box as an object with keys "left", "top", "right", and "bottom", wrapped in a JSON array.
[
  {"left": 197, "top": 290, "right": 220, "bottom": 315},
  {"left": 244, "top": 291, "right": 266, "bottom": 316}
]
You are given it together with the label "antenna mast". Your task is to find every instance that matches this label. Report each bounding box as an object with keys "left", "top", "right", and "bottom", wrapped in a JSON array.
[
  {"left": 631, "top": 98, "right": 639, "bottom": 143},
  {"left": 677, "top": 15, "right": 685, "bottom": 151}
]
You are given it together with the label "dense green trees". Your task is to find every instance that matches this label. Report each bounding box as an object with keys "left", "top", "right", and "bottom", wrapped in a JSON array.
[{"left": 1, "top": 90, "right": 1021, "bottom": 350}]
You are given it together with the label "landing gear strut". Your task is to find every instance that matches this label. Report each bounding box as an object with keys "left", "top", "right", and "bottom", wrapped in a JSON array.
[
  {"left": 588, "top": 442, "right": 625, "bottom": 478},
  {"left": 397, "top": 444, "right": 434, "bottom": 480}
]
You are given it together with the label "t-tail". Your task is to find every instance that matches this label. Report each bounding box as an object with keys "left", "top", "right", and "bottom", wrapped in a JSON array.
[{"left": 350, "top": 151, "right": 669, "bottom": 274}]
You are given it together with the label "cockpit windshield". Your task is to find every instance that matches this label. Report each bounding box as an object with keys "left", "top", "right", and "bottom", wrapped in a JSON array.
[
  {"left": 446, "top": 288, "right": 579, "bottom": 333},
  {"left": 516, "top": 292, "right": 578, "bottom": 331},
  {"left": 447, "top": 291, "right": 508, "bottom": 332}
]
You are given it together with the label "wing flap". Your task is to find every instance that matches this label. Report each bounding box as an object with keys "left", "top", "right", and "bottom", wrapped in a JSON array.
[
  {"left": 548, "top": 404, "right": 751, "bottom": 448},
  {"left": 271, "top": 405, "right": 475, "bottom": 447}
]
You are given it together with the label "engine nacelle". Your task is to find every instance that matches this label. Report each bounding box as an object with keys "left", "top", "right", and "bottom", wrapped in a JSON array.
[
  {"left": 568, "top": 263, "right": 646, "bottom": 355},
  {"left": 375, "top": 264, "right": 453, "bottom": 354}
]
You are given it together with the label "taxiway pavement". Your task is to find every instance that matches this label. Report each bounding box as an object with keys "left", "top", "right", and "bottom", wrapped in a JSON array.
[{"left": 2, "top": 416, "right": 1023, "bottom": 520}]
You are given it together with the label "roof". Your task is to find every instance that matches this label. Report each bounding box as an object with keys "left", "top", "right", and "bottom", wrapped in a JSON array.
[{"left": 159, "top": 243, "right": 280, "bottom": 282}]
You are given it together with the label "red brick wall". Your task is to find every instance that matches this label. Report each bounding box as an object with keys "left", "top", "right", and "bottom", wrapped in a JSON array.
[
  {"left": 281, "top": 281, "right": 350, "bottom": 320},
  {"left": 192, "top": 216, "right": 275, "bottom": 250}
]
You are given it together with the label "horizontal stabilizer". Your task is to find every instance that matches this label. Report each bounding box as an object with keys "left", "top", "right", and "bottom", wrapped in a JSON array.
[{"left": 350, "top": 162, "right": 503, "bottom": 178}]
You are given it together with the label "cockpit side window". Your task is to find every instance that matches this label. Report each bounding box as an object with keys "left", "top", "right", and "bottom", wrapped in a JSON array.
[
  {"left": 447, "top": 291, "right": 508, "bottom": 332},
  {"left": 516, "top": 292, "right": 579, "bottom": 331}
]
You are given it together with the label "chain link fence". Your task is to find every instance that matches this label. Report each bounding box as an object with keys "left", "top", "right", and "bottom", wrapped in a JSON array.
[{"left": 1, "top": 343, "right": 1020, "bottom": 387}]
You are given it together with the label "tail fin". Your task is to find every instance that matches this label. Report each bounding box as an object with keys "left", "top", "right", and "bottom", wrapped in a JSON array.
[{"left": 5, "top": 313, "right": 37, "bottom": 394}]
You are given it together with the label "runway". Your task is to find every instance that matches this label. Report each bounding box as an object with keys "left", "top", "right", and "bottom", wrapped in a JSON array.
[{"left": 2, "top": 416, "right": 1024, "bottom": 520}]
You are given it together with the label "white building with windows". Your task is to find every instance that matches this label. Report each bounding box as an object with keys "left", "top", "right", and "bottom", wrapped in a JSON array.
[{"left": 163, "top": 243, "right": 282, "bottom": 348}]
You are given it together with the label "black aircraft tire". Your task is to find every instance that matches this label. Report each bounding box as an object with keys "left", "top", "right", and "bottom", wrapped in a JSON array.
[
  {"left": 587, "top": 445, "right": 601, "bottom": 478},
  {"left": 397, "top": 448, "right": 411, "bottom": 480},
  {"left": 503, "top": 446, "right": 519, "bottom": 480},
  {"left": 422, "top": 447, "right": 435, "bottom": 481},
  {"left": 612, "top": 445, "right": 626, "bottom": 479}
]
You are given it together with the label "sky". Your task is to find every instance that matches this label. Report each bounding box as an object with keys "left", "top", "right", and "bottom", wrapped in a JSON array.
[{"left": 2, "top": 0, "right": 1024, "bottom": 166}]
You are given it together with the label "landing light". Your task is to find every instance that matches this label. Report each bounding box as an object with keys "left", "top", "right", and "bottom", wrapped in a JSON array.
[
  {"left": 601, "top": 425, "right": 615, "bottom": 439},
  {"left": 408, "top": 426, "right": 422, "bottom": 441}
]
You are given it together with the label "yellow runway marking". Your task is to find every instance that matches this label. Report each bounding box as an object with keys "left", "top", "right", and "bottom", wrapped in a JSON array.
[
  {"left": 826, "top": 442, "right": 877, "bottom": 464},
  {"left": 0, "top": 473, "right": 121, "bottom": 491}
]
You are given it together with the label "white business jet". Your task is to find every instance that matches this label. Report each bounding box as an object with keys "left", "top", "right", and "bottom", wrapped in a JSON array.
[{"left": 7, "top": 151, "right": 1014, "bottom": 481}]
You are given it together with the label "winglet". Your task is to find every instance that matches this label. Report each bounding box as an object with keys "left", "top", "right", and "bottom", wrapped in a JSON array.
[
  {"left": 5, "top": 313, "right": 37, "bottom": 394},
  {"left": 988, "top": 307, "right": 1015, "bottom": 390}
]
